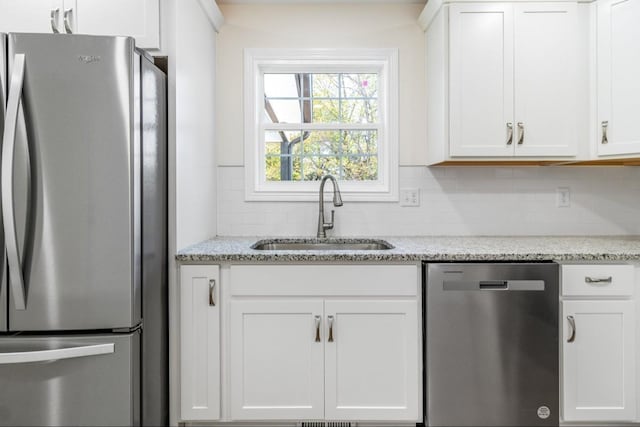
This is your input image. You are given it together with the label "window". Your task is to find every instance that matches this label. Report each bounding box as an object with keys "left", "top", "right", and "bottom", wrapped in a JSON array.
[{"left": 244, "top": 49, "right": 398, "bottom": 201}]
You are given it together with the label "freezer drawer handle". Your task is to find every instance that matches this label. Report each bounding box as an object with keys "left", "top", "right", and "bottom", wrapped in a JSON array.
[
  {"left": 585, "top": 276, "right": 612, "bottom": 284},
  {"left": 0, "top": 343, "right": 114, "bottom": 364},
  {"left": 1, "top": 54, "right": 28, "bottom": 310}
]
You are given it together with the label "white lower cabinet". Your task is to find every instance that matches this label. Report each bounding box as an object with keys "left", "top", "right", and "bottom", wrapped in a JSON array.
[
  {"left": 324, "top": 300, "right": 420, "bottom": 421},
  {"left": 228, "top": 264, "right": 422, "bottom": 423},
  {"left": 229, "top": 299, "right": 325, "bottom": 420},
  {"left": 561, "top": 263, "right": 637, "bottom": 423},
  {"left": 180, "top": 265, "right": 220, "bottom": 421},
  {"left": 562, "top": 300, "right": 636, "bottom": 422}
]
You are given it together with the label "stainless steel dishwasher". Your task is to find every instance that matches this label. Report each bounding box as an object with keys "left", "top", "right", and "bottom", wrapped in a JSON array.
[{"left": 425, "top": 262, "right": 559, "bottom": 427}]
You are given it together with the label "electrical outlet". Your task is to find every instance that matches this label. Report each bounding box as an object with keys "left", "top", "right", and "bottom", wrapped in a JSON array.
[
  {"left": 557, "top": 187, "right": 571, "bottom": 207},
  {"left": 400, "top": 188, "right": 420, "bottom": 207}
]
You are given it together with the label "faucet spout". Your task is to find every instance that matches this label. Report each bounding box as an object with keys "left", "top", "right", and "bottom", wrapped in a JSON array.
[{"left": 317, "top": 175, "right": 343, "bottom": 238}]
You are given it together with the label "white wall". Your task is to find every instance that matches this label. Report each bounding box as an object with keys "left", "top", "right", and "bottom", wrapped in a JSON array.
[
  {"left": 173, "top": 0, "right": 219, "bottom": 249},
  {"left": 218, "top": 165, "right": 640, "bottom": 236},
  {"left": 161, "top": 1, "right": 220, "bottom": 425},
  {"left": 216, "top": 3, "right": 426, "bottom": 166},
  {"left": 215, "top": 3, "right": 640, "bottom": 238}
]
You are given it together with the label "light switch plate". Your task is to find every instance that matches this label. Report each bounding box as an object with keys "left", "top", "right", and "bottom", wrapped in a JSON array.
[
  {"left": 556, "top": 187, "right": 570, "bottom": 207},
  {"left": 400, "top": 188, "right": 420, "bottom": 207}
]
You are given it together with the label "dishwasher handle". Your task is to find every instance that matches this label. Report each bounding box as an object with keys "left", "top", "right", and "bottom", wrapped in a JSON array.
[{"left": 443, "top": 280, "right": 545, "bottom": 291}]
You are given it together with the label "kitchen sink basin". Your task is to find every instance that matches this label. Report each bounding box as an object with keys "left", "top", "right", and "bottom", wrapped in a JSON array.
[{"left": 251, "top": 239, "right": 394, "bottom": 251}]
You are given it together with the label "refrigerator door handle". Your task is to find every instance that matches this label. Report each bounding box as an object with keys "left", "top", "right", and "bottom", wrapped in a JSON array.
[
  {"left": 1, "top": 54, "right": 28, "bottom": 310},
  {"left": 0, "top": 343, "right": 114, "bottom": 364}
]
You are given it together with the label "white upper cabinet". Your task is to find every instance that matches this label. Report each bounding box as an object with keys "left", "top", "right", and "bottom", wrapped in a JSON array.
[
  {"left": 70, "top": 0, "right": 160, "bottom": 49},
  {"left": 0, "top": 0, "right": 60, "bottom": 34},
  {"left": 0, "top": 0, "right": 160, "bottom": 49},
  {"left": 449, "top": 3, "right": 515, "bottom": 157},
  {"left": 426, "top": 1, "right": 580, "bottom": 163},
  {"left": 596, "top": 0, "right": 640, "bottom": 156},
  {"left": 513, "top": 3, "right": 578, "bottom": 157},
  {"left": 448, "top": 2, "right": 578, "bottom": 159}
]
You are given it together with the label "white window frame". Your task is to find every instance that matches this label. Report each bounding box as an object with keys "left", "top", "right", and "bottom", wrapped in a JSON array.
[{"left": 244, "top": 48, "right": 399, "bottom": 202}]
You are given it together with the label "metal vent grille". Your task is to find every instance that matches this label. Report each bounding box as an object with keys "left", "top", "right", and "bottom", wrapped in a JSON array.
[{"left": 299, "top": 422, "right": 355, "bottom": 427}]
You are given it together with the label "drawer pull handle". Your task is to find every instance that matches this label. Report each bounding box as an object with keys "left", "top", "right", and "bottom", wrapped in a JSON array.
[
  {"left": 327, "top": 315, "right": 335, "bottom": 343},
  {"left": 314, "top": 315, "right": 321, "bottom": 342},
  {"left": 208, "top": 279, "right": 216, "bottom": 306},
  {"left": 567, "top": 316, "right": 576, "bottom": 343},
  {"left": 506, "top": 122, "right": 513, "bottom": 145},
  {"left": 602, "top": 121, "right": 609, "bottom": 144},
  {"left": 585, "top": 276, "right": 612, "bottom": 284}
]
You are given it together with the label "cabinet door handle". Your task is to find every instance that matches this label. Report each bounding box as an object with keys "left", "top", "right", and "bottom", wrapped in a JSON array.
[
  {"left": 50, "top": 8, "right": 61, "bottom": 34},
  {"left": 517, "top": 122, "right": 524, "bottom": 145},
  {"left": 327, "top": 315, "right": 334, "bottom": 343},
  {"left": 314, "top": 315, "right": 321, "bottom": 342},
  {"left": 506, "top": 122, "right": 513, "bottom": 145},
  {"left": 208, "top": 279, "right": 216, "bottom": 306},
  {"left": 567, "top": 315, "right": 576, "bottom": 343},
  {"left": 63, "top": 8, "right": 73, "bottom": 34},
  {"left": 602, "top": 121, "right": 609, "bottom": 144},
  {"left": 585, "top": 276, "right": 612, "bottom": 284}
]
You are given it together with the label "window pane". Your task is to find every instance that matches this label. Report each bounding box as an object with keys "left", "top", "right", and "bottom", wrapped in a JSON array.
[
  {"left": 264, "top": 74, "right": 300, "bottom": 98},
  {"left": 303, "top": 130, "right": 342, "bottom": 155},
  {"left": 265, "top": 130, "right": 378, "bottom": 182},
  {"left": 312, "top": 74, "right": 340, "bottom": 98},
  {"left": 341, "top": 73, "right": 378, "bottom": 98},
  {"left": 265, "top": 131, "right": 302, "bottom": 182},
  {"left": 266, "top": 99, "right": 302, "bottom": 123},
  {"left": 343, "top": 155, "right": 378, "bottom": 180},
  {"left": 312, "top": 99, "right": 340, "bottom": 123},
  {"left": 343, "top": 130, "right": 378, "bottom": 155},
  {"left": 341, "top": 99, "right": 378, "bottom": 124},
  {"left": 302, "top": 156, "right": 340, "bottom": 181}
]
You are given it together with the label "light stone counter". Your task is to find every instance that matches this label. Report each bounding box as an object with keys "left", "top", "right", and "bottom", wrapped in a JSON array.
[{"left": 176, "top": 236, "right": 640, "bottom": 263}]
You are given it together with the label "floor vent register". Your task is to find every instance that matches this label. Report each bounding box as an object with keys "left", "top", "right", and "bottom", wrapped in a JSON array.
[{"left": 299, "top": 422, "right": 354, "bottom": 427}]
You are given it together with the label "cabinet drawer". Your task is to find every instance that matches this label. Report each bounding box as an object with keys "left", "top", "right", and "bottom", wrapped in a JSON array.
[
  {"left": 562, "top": 264, "right": 634, "bottom": 297},
  {"left": 229, "top": 265, "right": 418, "bottom": 297}
]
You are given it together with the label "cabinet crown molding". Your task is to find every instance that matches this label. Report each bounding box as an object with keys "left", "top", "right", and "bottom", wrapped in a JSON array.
[{"left": 198, "top": 0, "right": 225, "bottom": 32}]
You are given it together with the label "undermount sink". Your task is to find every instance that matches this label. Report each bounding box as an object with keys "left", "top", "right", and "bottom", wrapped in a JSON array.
[{"left": 251, "top": 239, "right": 394, "bottom": 251}]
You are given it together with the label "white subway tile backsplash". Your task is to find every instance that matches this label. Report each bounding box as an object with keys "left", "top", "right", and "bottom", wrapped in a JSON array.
[{"left": 217, "top": 165, "right": 640, "bottom": 236}]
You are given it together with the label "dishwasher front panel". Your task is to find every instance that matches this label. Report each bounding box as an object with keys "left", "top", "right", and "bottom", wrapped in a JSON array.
[{"left": 425, "top": 263, "right": 559, "bottom": 427}]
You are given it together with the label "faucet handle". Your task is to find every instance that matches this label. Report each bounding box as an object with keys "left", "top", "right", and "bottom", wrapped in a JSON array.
[{"left": 323, "top": 210, "right": 335, "bottom": 231}]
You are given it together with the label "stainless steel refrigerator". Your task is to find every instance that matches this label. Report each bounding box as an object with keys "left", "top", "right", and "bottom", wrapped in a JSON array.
[{"left": 0, "top": 33, "right": 167, "bottom": 426}]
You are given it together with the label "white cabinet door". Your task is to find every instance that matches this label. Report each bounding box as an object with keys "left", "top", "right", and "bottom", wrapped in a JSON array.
[
  {"left": 449, "top": 3, "right": 515, "bottom": 157},
  {"left": 562, "top": 300, "right": 636, "bottom": 421},
  {"left": 230, "top": 300, "right": 325, "bottom": 420},
  {"left": 66, "top": 0, "right": 160, "bottom": 49},
  {"left": 513, "top": 3, "right": 578, "bottom": 157},
  {"left": 180, "top": 265, "right": 220, "bottom": 421},
  {"left": 324, "top": 300, "right": 420, "bottom": 421},
  {"left": 597, "top": 0, "right": 640, "bottom": 156},
  {"left": 0, "top": 0, "right": 63, "bottom": 34}
]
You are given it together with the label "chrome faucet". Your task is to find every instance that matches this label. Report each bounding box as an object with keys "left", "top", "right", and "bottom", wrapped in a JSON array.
[{"left": 317, "top": 174, "right": 343, "bottom": 238}]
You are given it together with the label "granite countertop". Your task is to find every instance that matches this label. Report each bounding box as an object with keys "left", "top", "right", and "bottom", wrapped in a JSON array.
[{"left": 176, "top": 236, "right": 640, "bottom": 263}]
